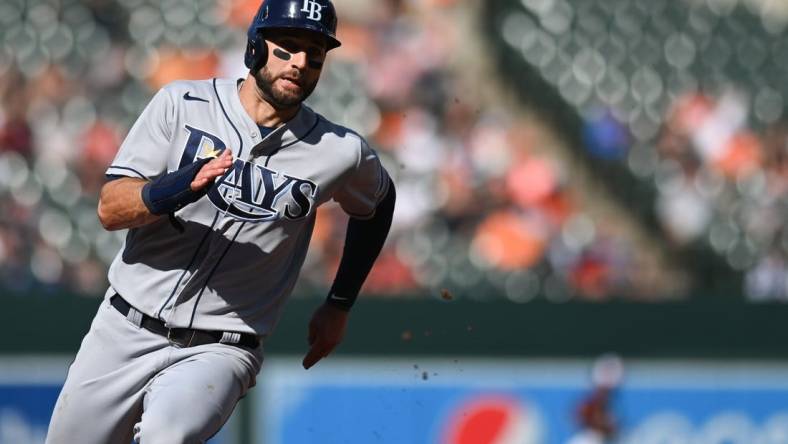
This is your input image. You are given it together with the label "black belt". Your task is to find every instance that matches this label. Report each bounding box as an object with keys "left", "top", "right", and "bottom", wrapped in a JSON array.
[{"left": 110, "top": 294, "right": 259, "bottom": 349}]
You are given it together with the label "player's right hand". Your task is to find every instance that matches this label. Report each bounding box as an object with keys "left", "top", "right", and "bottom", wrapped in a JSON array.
[
  {"left": 191, "top": 149, "right": 233, "bottom": 191},
  {"left": 302, "top": 302, "right": 348, "bottom": 370}
]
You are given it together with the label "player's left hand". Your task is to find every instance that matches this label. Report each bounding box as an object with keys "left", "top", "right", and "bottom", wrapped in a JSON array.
[{"left": 302, "top": 302, "right": 349, "bottom": 370}]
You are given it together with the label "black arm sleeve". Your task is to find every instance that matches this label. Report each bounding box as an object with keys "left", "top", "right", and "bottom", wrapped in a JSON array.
[{"left": 325, "top": 180, "right": 396, "bottom": 311}]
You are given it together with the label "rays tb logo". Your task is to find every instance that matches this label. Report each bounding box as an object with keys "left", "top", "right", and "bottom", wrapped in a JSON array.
[{"left": 301, "top": 0, "right": 322, "bottom": 21}]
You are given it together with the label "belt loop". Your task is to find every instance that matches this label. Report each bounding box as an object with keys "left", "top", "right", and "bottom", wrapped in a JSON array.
[
  {"left": 220, "top": 332, "right": 241, "bottom": 344},
  {"left": 127, "top": 307, "right": 143, "bottom": 328}
]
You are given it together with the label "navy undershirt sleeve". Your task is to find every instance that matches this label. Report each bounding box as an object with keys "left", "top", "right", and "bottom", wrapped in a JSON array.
[{"left": 326, "top": 180, "right": 396, "bottom": 311}]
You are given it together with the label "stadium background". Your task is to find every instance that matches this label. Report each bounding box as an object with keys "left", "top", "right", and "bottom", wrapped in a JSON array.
[{"left": 1, "top": 0, "right": 788, "bottom": 442}]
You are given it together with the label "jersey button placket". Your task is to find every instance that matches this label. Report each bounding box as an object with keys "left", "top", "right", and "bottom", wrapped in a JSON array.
[{"left": 249, "top": 132, "right": 260, "bottom": 161}]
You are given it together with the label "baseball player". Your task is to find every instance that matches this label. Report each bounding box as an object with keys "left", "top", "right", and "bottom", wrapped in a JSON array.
[{"left": 45, "top": 0, "right": 395, "bottom": 442}]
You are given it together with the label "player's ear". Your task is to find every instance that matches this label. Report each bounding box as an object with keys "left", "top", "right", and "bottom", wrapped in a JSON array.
[{"left": 245, "top": 32, "right": 268, "bottom": 72}]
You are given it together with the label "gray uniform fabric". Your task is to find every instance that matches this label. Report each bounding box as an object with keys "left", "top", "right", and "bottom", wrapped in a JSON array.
[
  {"left": 46, "top": 299, "right": 261, "bottom": 444},
  {"left": 105, "top": 78, "right": 389, "bottom": 335},
  {"left": 46, "top": 78, "right": 390, "bottom": 443}
]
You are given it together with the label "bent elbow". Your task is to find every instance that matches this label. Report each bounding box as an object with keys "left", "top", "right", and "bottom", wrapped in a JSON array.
[{"left": 97, "top": 200, "right": 120, "bottom": 231}]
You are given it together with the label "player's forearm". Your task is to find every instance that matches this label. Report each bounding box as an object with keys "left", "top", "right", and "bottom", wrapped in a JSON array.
[
  {"left": 327, "top": 181, "right": 396, "bottom": 311},
  {"left": 97, "top": 178, "right": 160, "bottom": 231}
]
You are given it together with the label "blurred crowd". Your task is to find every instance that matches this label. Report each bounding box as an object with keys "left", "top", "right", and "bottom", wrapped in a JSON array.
[
  {"left": 654, "top": 90, "right": 788, "bottom": 301},
  {"left": 4, "top": 0, "right": 784, "bottom": 302},
  {"left": 498, "top": 0, "right": 788, "bottom": 301}
]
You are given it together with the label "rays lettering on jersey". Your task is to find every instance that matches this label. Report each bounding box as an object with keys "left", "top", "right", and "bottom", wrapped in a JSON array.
[
  {"left": 179, "top": 125, "right": 226, "bottom": 168},
  {"left": 180, "top": 125, "right": 318, "bottom": 222},
  {"left": 208, "top": 160, "right": 318, "bottom": 221}
]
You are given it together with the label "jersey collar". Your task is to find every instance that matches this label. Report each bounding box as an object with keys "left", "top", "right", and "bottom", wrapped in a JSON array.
[{"left": 223, "top": 78, "right": 319, "bottom": 158}]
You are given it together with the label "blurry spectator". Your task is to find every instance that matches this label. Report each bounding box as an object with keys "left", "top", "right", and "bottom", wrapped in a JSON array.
[
  {"left": 583, "top": 108, "right": 630, "bottom": 161},
  {"left": 745, "top": 252, "right": 788, "bottom": 301},
  {"left": 473, "top": 209, "right": 549, "bottom": 270},
  {"left": 79, "top": 121, "right": 121, "bottom": 194},
  {"left": 567, "top": 355, "right": 623, "bottom": 444},
  {"left": 568, "top": 388, "right": 616, "bottom": 444},
  {"left": 0, "top": 73, "right": 34, "bottom": 159},
  {"left": 0, "top": 116, "right": 34, "bottom": 159},
  {"left": 147, "top": 49, "right": 221, "bottom": 89}
]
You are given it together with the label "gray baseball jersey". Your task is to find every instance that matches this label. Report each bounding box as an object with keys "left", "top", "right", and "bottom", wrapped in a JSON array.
[{"left": 104, "top": 78, "right": 390, "bottom": 337}]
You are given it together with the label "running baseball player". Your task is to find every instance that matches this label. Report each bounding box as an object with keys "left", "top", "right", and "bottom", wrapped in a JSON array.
[{"left": 46, "top": 0, "right": 395, "bottom": 442}]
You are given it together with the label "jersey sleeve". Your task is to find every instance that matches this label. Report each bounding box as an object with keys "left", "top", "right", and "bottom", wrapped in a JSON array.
[
  {"left": 333, "top": 138, "right": 391, "bottom": 219},
  {"left": 105, "top": 88, "right": 175, "bottom": 180}
]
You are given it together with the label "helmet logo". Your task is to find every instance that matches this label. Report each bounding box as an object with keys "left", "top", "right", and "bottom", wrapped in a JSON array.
[{"left": 300, "top": 0, "right": 323, "bottom": 21}]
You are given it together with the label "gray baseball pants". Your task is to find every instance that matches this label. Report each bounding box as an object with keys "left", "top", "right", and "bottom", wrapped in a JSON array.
[{"left": 45, "top": 298, "right": 263, "bottom": 444}]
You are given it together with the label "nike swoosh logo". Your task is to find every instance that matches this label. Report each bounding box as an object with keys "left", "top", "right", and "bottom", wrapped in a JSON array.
[
  {"left": 329, "top": 294, "right": 350, "bottom": 301},
  {"left": 183, "top": 92, "right": 209, "bottom": 103}
]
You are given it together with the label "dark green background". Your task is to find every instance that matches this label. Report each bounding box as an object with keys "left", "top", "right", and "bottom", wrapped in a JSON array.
[{"left": 3, "top": 294, "right": 785, "bottom": 358}]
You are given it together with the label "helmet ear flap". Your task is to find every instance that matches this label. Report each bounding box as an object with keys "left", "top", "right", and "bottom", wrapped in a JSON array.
[{"left": 244, "top": 34, "right": 268, "bottom": 72}]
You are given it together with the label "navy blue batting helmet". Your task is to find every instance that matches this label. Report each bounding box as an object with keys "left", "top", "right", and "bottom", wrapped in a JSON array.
[{"left": 244, "top": 0, "right": 341, "bottom": 71}]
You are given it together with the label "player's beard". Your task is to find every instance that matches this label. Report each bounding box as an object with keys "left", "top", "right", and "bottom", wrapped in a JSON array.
[{"left": 253, "top": 66, "right": 318, "bottom": 110}]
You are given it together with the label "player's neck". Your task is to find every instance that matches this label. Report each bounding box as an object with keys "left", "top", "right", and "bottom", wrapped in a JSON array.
[{"left": 238, "top": 75, "right": 299, "bottom": 128}]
